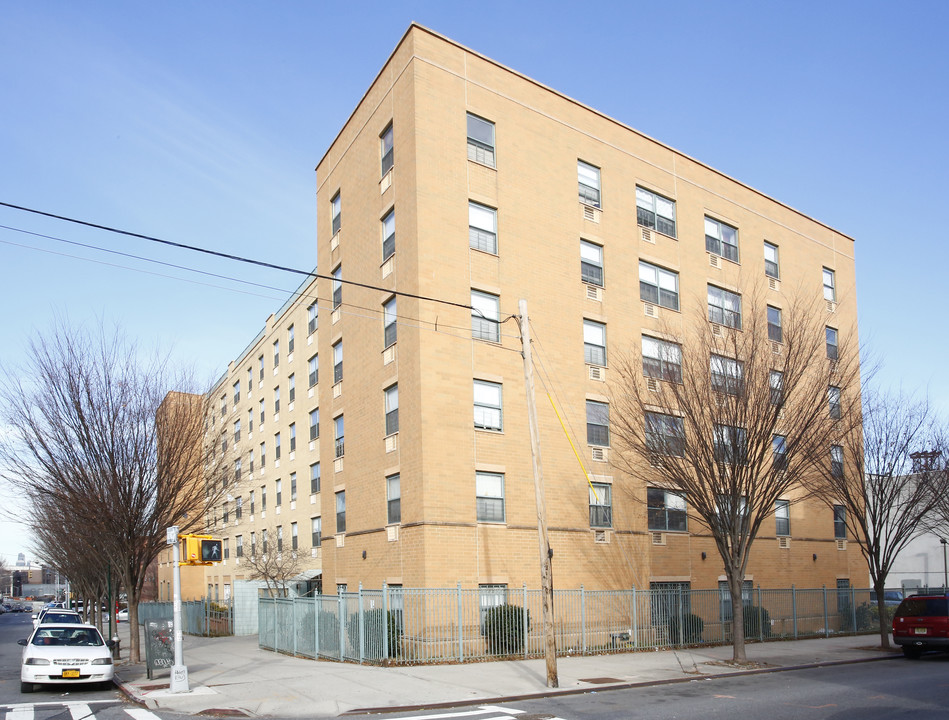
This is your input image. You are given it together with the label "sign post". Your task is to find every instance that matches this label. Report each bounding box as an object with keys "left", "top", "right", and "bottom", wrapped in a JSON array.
[{"left": 167, "top": 525, "right": 189, "bottom": 693}]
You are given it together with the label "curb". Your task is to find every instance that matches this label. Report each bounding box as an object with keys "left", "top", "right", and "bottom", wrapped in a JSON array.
[{"left": 343, "top": 654, "right": 898, "bottom": 716}]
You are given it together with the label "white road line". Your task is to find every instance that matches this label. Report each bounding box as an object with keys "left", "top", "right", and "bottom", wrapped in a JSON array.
[
  {"left": 7, "top": 707, "right": 33, "bottom": 720},
  {"left": 124, "top": 709, "right": 164, "bottom": 720},
  {"left": 384, "top": 706, "right": 525, "bottom": 720},
  {"left": 68, "top": 704, "right": 92, "bottom": 720}
]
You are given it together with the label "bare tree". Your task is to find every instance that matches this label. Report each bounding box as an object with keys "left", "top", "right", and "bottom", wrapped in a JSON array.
[
  {"left": 240, "top": 525, "right": 304, "bottom": 598},
  {"left": 611, "top": 287, "right": 858, "bottom": 662},
  {"left": 0, "top": 321, "right": 226, "bottom": 661},
  {"left": 805, "top": 385, "right": 949, "bottom": 650}
]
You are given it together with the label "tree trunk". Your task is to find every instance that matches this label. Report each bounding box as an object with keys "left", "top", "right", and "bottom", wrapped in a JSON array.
[
  {"left": 873, "top": 578, "right": 892, "bottom": 649},
  {"left": 729, "top": 574, "right": 747, "bottom": 663}
]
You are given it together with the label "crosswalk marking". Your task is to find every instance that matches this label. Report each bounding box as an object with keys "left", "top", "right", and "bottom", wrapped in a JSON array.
[
  {"left": 68, "top": 704, "right": 92, "bottom": 720},
  {"left": 386, "top": 706, "right": 525, "bottom": 720},
  {"left": 8, "top": 707, "right": 33, "bottom": 720},
  {"left": 0, "top": 702, "right": 161, "bottom": 720},
  {"left": 123, "top": 709, "right": 162, "bottom": 720}
]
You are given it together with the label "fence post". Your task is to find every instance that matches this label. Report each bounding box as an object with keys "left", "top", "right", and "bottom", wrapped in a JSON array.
[
  {"left": 314, "top": 594, "right": 320, "bottom": 659},
  {"left": 523, "top": 584, "right": 528, "bottom": 659},
  {"left": 292, "top": 596, "right": 298, "bottom": 657},
  {"left": 822, "top": 585, "right": 829, "bottom": 637},
  {"left": 457, "top": 582, "right": 463, "bottom": 663},
  {"left": 850, "top": 585, "right": 857, "bottom": 634},
  {"left": 580, "top": 585, "right": 586, "bottom": 654},
  {"left": 632, "top": 586, "right": 638, "bottom": 649},
  {"left": 338, "top": 592, "right": 345, "bottom": 662},
  {"left": 382, "top": 583, "right": 389, "bottom": 660},
  {"left": 792, "top": 585, "right": 797, "bottom": 639},
  {"left": 358, "top": 583, "right": 365, "bottom": 664}
]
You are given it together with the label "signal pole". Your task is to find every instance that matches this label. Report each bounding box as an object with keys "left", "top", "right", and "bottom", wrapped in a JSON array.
[
  {"left": 168, "top": 526, "right": 189, "bottom": 693},
  {"left": 518, "top": 300, "right": 558, "bottom": 688}
]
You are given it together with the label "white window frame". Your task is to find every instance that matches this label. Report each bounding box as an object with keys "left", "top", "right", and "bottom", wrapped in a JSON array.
[
  {"left": 642, "top": 336, "right": 682, "bottom": 383},
  {"left": 578, "top": 160, "right": 601, "bottom": 208},
  {"left": 589, "top": 482, "right": 613, "bottom": 528},
  {"left": 466, "top": 113, "right": 496, "bottom": 167},
  {"left": 471, "top": 290, "right": 500, "bottom": 343},
  {"left": 382, "top": 208, "right": 395, "bottom": 262},
  {"left": 381, "top": 124, "right": 394, "bottom": 177},
  {"left": 387, "top": 473, "right": 401, "bottom": 525},
  {"left": 383, "top": 297, "right": 397, "bottom": 348},
  {"left": 385, "top": 384, "right": 399, "bottom": 436},
  {"left": 635, "top": 186, "right": 676, "bottom": 237},
  {"left": 476, "top": 472, "right": 505, "bottom": 523},
  {"left": 823, "top": 267, "right": 836, "bottom": 302},
  {"left": 708, "top": 285, "right": 742, "bottom": 329},
  {"left": 473, "top": 380, "right": 503, "bottom": 432},
  {"left": 583, "top": 319, "right": 607, "bottom": 367},
  {"left": 580, "top": 240, "right": 603, "bottom": 287},
  {"left": 331, "top": 192, "right": 341, "bottom": 236},
  {"left": 469, "top": 201, "right": 498, "bottom": 254},
  {"left": 639, "top": 261, "right": 679, "bottom": 311},
  {"left": 764, "top": 242, "right": 780, "bottom": 279},
  {"left": 705, "top": 216, "right": 739, "bottom": 262}
]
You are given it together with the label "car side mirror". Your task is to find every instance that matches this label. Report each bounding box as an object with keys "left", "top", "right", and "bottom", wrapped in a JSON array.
[{"left": 17, "top": 639, "right": 27, "bottom": 646}]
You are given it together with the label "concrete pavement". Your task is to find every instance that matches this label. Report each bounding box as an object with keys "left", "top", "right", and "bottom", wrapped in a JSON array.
[{"left": 109, "top": 621, "right": 900, "bottom": 717}]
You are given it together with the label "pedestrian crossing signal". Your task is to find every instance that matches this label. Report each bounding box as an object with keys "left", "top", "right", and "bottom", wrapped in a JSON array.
[
  {"left": 179, "top": 534, "right": 222, "bottom": 565},
  {"left": 200, "top": 539, "right": 222, "bottom": 562}
]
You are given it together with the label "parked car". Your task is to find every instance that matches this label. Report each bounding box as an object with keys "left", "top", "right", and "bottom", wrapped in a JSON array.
[
  {"left": 892, "top": 593, "right": 949, "bottom": 658},
  {"left": 33, "top": 610, "right": 82, "bottom": 628},
  {"left": 18, "top": 623, "right": 114, "bottom": 693},
  {"left": 116, "top": 608, "right": 128, "bottom": 622},
  {"left": 871, "top": 590, "right": 904, "bottom": 607}
]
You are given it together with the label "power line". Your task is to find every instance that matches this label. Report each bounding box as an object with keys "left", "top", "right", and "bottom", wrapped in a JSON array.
[{"left": 0, "top": 201, "right": 476, "bottom": 313}]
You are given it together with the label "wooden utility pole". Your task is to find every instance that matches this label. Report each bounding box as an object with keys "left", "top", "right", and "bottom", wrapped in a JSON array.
[{"left": 518, "top": 299, "right": 558, "bottom": 688}]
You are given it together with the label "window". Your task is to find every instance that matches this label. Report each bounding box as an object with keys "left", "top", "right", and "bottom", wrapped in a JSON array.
[
  {"left": 381, "top": 124, "right": 394, "bottom": 176},
  {"left": 307, "top": 302, "right": 318, "bottom": 335},
  {"left": 831, "top": 444, "right": 844, "bottom": 478},
  {"left": 334, "top": 415, "right": 345, "bottom": 458},
  {"left": 828, "top": 386, "right": 841, "bottom": 419},
  {"left": 775, "top": 499, "right": 790, "bottom": 536},
  {"left": 233, "top": 419, "right": 241, "bottom": 444},
  {"left": 719, "top": 580, "right": 753, "bottom": 622},
  {"left": 589, "top": 482, "right": 612, "bottom": 528},
  {"left": 639, "top": 261, "right": 679, "bottom": 311},
  {"left": 233, "top": 381, "right": 240, "bottom": 405},
  {"left": 473, "top": 380, "right": 502, "bottom": 431},
  {"left": 385, "top": 384, "right": 399, "bottom": 435},
  {"left": 249, "top": 449, "right": 254, "bottom": 473},
  {"left": 580, "top": 240, "right": 603, "bottom": 287},
  {"left": 578, "top": 160, "right": 600, "bottom": 207},
  {"left": 276, "top": 525, "right": 282, "bottom": 551},
  {"left": 479, "top": 584, "right": 508, "bottom": 627},
  {"left": 273, "top": 339, "right": 279, "bottom": 368},
  {"left": 331, "top": 192, "right": 341, "bottom": 236},
  {"left": 291, "top": 522, "right": 298, "bottom": 550},
  {"left": 476, "top": 472, "right": 505, "bottom": 523},
  {"left": 309, "top": 408, "right": 319, "bottom": 441},
  {"left": 642, "top": 336, "right": 682, "bottom": 383},
  {"left": 249, "top": 490, "right": 255, "bottom": 515},
  {"left": 586, "top": 400, "right": 610, "bottom": 447},
  {"left": 764, "top": 242, "right": 779, "bottom": 279},
  {"left": 583, "top": 320, "right": 607, "bottom": 367},
  {"left": 259, "top": 398, "right": 265, "bottom": 425},
  {"left": 220, "top": 434, "right": 227, "bottom": 453},
  {"left": 274, "top": 432, "right": 281, "bottom": 461},
  {"left": 261, "top": 486, "right": 266, "bottom": 511},
  {"left": 290, "top": 472, "right": 297, "bottom": 502},
  {"left": 332, "top": 266, "right": 342, "bottom": 310},
  {"left": 261, "top": 529, "right": 268, "bottom": 554},
  {"left": 308, "top": 355, "right": 319, "bottom": 387},
  {"left": 773, "top": 434, "right": 787, "bottom": 471},
  {"left": 233, "top": 458, "right": 241, "bottom": 483},
  {"left": 236, "top": 496, "right": 243, "bottom": 521},
  {"left": 826, "top": 326, "right": 839, "bottom": 360},
  {"left": 714, "top": 424, "right": 748, "bottom": 464},
  {"left": 645, "top": 412, "right": 685, "bottom": 457},
  {"left": 236, "top": 535, "right": 243, "bottom": 557},
  {"left": 223, "top": 503, "right": 229, "bottom": 524},
  {"left": 468, "top": 201, "right": 497, "bottom": 254},
  {"left": 823, "top": 267, "right": 836, "bottom": 302},
  {"left": 310, "top": 462, "right": 320, "bottom": 494},
  {"left": 834, "top": 504, "right": 846, "bottom": 538},
  {"left": 387, "top": 473, "right": 401, "bottom": 524},
  {"left": 258, "top": 354, "right": 264, "bottom": 381},
  {"left": 767, "top": 306, "right": 783, "bottom": 343},
  {"left": 382, "top": 208, "right": 395, "bottom": 261},
  {"left": 651, "top": 581, "right": 692, "bottom": 627},
  {"left": 311, "top": 517, "right": 321, "bottom": 547},
  {"left": 259, "top": 441, "right": 266, "bottom": 468},
  {"left": 247, "top": 367, "right": 253, "bottom": 393},
  {"left": 708, "top": 285, "right": 742, "bottom": 329},
  {"left": 705, "top": 216, "right": 739, "bottom": 262},
  {"left": 770, "top": 370, "right": 785, "bottom": 406},
  {"left": 220, "top": 394, "right": 227, "bottom": 419},
  {"left": 288, "top": 374, "right": 295, "bottom": 404},
  {"left": 636, "top": 186, "right": 676, "bottom": 237},
  {"left": 710, "top": 354, "right": 744, "bottom": 395},
  {"left": 383, "top": 297, "right": 397, "bottom": 348},
  {"left": 471, "top": 290, "right": 500, "bottom": 342},
  {"left": 274, "top": 386, "right": 280, "bottom": 414},
  {"left": 336, "top": 491, "right": 346, "bottom": 533},
  {"left": 647, "top": 488, "right": 687, "bottom": 532},
  {"left": 466, "top": 113, "right": 495, "bottom": 167},
  {"left": 248, "top": 407, "right": 253, "bottom": 434},
  {"left": 287, "top": 325, "right": 295, "bottom": 355},
  {"left": 715, "top": 494, "right": 749, "bottom": 534},
  {"left": 333, "top": 341, "right": 343, "bottom": 383},
  {"left": 275, "top": 478, "right": 282, "bottom": 506},
  {"left": 223, "top": 538, "right": 229, "bottom": 559}
]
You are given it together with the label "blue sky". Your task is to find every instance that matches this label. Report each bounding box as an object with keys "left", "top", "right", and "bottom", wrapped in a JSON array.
[{"left": 1, "top": 1, "right": 947, "bottom": 564}]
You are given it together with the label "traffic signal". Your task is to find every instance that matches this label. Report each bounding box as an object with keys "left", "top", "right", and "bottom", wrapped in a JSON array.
[
  {"left": 200, "top": 539, "right": 222, "bottom": 562},
  {"left": 179, "top": 534, "right": 222, "bottom": 565}
]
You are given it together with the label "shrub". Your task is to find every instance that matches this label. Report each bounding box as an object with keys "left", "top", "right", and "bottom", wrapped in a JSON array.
[
  {"left": 345, "top": 608, "right": 402, "bottom": 659},
  {"left": 482, "top": 604, "right": 530, "bottom": 655},
  {"left": 742, "top": 605, "right": 772, "bottom": 639},
  {"left": 668, "top": 613, "right": 705, "bottom": 644}
]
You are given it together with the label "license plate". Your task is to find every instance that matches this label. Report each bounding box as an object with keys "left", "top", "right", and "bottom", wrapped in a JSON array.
[
  {"left": 62, "top": 669, "right": 80, "bottom": 678},
  {"left": 914, "top": 627, "right": 928, "bottom": 635}
]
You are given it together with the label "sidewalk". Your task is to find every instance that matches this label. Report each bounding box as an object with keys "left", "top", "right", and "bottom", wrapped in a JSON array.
[{"left": 110, "top": 621, "right": 900, "bottom": 717}]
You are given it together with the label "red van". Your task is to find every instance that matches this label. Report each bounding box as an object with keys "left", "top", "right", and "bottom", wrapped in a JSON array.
[{"left": 892, "top": 593, "right": 949, "bottom": 658}]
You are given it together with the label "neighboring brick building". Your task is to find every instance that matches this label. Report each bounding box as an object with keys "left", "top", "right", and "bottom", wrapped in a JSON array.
[{"left": 194, "top": 24, "right": 864, "bottom": 601}]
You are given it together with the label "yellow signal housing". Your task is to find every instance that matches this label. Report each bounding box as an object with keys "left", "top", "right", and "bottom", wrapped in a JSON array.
[{"left": 179, "top": 534, "right": 223, "bottom": 565}]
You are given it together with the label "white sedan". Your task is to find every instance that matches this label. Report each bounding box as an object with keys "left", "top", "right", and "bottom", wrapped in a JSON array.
[{"left": 18, "top": 623, "right": 114, "bottom": 693}]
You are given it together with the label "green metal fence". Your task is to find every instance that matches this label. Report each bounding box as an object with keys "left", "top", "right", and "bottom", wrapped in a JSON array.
[
  {"left": 138, "top": 598, "right": 233, "bottom": 636},
  {"left": 258, "top": 584, "right": 897, "bottom": 665}
]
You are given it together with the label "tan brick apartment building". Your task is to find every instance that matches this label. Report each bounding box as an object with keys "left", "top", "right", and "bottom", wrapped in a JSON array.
[{"left": 165, "top": 24, "right": 864, "bottom": 602}]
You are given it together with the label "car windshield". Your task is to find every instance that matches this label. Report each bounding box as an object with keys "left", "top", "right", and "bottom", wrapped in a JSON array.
[
  {"left": 41, "top": 613, "right": 82, "bottom": 624},
  {"left": 32, "top": 628, "right": 104, "bottom": 647},
  {"left": 896, "top": 597, "right": 949, "bottom": 617}
]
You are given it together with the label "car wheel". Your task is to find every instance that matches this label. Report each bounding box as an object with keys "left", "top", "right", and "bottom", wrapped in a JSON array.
[
  {"left": 20, "top": 681, "right": 33, "bottom": 693},
  {"left": 902, "top": 646, "right": 923, "bottom": 659}
]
